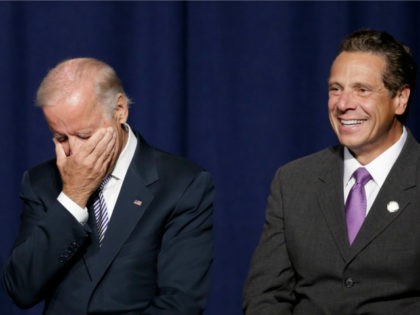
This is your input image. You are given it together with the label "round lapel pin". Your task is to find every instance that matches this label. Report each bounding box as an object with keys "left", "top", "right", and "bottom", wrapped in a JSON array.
[{"left": 387, "top": 201, "right": 399, "bottom": 213}]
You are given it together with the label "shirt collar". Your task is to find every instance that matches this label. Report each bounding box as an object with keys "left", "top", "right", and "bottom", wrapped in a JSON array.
[
  {"left": 111, "top": 123, "right": 138, "bottom": 181},
  {"left": 343, "top": 126, "right": 407, "bottom": 187}
]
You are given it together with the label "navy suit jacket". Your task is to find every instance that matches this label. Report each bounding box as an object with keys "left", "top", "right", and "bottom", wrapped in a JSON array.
[
  {"left": 2, "top": 132, "right": 214, "bottom": 315},
  {"left": 244, "top": 131, "right": 420, "bottom": 315}
]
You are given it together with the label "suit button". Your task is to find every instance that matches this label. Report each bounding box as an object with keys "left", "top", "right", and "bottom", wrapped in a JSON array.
[{"left": 344, "top": 277, "right": 354, "bottom": 288}]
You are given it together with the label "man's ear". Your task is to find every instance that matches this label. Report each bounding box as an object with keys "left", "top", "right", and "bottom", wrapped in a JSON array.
[
  {"left": 114, "top": 93, "right": 129, "bottom": 124},
  {"left": 394, "top": 87, "right": 410, "bottom": 116}
]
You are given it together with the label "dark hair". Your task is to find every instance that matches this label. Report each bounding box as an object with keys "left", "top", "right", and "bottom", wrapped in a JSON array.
[{"left": 338, "top": 29, "right": 416, "bottom": 121}]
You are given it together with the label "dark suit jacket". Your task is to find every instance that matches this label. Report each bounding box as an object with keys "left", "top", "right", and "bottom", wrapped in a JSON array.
[
  {"left": 2, "top": 132, "right": 214, "bottom": 315},
  {"left": 244, "top": 132, "right": 420, "bottom": 315}
]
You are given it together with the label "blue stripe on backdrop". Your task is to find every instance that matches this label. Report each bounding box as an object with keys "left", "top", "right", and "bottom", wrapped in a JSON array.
[{"left": 1, "top": 2, "right": 420, "bottom": 315}]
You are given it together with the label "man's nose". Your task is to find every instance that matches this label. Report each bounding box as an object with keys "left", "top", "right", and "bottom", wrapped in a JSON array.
[
  {"left": 65, "top": 137, "right": 78, "bottom": 156},
  {"left": 336, "top": 91, "right": 356, "bottom": 111}
]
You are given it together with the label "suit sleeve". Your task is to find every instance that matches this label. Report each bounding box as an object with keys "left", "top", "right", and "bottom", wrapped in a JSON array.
[
  {"left": 243, "top": 168, "right": 296, "bottom": 315},
  {"left": 1, "top": 171, "right": 91, "bottom": 308},
  {"left": 140, "top": 170, "right": 214, "bottom": 315}
]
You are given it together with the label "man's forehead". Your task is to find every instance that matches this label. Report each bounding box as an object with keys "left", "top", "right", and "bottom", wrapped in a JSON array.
[
  {"left": 329, "top": 52, "right": 386, "bottom": 79},
  {"left": 332, "top": 51, "right": 386, "bottom": 69},
  {"left": 48, "top": 83, "right": 97, "bottom": 108},
  {"left": 46, "top": 111, "right": 101, "bottom": 137},
  {"left": 57, "top": 90, "right": 81, "bottom": 107}
]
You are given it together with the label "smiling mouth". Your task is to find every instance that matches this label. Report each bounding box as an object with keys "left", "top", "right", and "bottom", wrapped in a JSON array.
[{"left": 340, "top": 119, "right": 366, "bottom": 126}]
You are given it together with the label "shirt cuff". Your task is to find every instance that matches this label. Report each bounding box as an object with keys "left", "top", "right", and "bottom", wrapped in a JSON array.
[{"left": 57, "top": 192, "right": 89, "bottom": 225}]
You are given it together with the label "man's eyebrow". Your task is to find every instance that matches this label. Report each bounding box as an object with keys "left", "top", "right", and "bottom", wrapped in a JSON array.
[
  {"left": 52, "top": 131, "right": 65, "bottom": 137},
  {"left": 328, "top": 81, "right": 342, "bottom": 87},
  {"left": 351, "top": 82, "right": 378, "bottom": 91},
  {"left": 76, "top": 130, "right": 93, "bottom": 137},
  {"left": 51, "top": 129, "right": 93, "bottom": 138}
]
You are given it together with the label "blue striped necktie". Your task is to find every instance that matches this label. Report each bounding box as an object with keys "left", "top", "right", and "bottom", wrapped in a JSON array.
[{"left": 93, "top": 175, "right": 112, "bottom": 246}]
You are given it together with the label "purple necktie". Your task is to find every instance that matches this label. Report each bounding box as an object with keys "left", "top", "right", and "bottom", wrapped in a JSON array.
[{"left": 345, "top": 167, "right": 372, "bottom": 245}]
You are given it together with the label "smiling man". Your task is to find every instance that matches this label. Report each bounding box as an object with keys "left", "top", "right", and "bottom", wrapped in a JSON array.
[
  {"left": 328, "top": 49, "right": 410, "bottom": 165},
  {"left": 2, "top": 58, "right": 214, "bottom": 315},
  {"left": 244, "top": 29, "right": 420, "bottom": 315}
]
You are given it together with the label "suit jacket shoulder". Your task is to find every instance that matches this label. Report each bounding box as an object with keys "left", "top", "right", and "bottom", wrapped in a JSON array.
[{"left": 274, "top": 145, "right": 343, "bottom": 185}]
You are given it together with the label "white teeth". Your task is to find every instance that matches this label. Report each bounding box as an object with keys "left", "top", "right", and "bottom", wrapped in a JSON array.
[{"left": 341, "top": 119, "right": 364, "bottom": 126}]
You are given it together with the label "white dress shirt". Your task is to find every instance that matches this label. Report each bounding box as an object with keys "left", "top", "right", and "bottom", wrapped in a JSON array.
[
  {"left": 58, "top": 124, "right": 138, "bottom": 224},
  {"left": 343, "top": 127, "right": 407, "bottom": 215}
]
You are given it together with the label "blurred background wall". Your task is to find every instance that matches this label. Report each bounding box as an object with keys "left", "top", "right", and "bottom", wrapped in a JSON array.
[{"left": 1, "top": 2, "right": 420, "bottom": 314}]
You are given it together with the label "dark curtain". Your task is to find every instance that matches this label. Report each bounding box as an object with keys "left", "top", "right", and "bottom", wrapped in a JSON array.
[{"left": 1, "top": 2, "right": 420, "bottom": 315}]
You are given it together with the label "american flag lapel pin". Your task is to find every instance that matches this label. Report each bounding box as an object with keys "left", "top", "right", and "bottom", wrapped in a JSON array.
[{"left": 133, "top": 200, "right": 143, "bottom": 207}]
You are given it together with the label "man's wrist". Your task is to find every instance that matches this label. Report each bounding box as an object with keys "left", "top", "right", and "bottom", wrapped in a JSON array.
[{"left": 57, "top": 192, "right": 89, "bottom": 224}]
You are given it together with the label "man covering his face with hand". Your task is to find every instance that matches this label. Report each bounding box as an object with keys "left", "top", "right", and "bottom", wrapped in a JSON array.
[{"left": 3, "top": 57, "right": 214, "bottom": 315}]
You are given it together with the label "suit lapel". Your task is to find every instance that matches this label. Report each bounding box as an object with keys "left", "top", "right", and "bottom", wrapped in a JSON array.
[
  {"left": 316, "top": 133, "right": 420, "bottom": 262},
  {"left": 316, "top": 146, "right": 352, "bottom": 261},
  {"left": 84, "top": 133, "right": 159, "bottom": 283},
  {"left": 348, "top": 132, "right": 419, "bottom": 259}
]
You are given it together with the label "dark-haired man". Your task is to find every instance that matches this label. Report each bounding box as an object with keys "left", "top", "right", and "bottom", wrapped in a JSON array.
[{"left": 244, "top": 29, "right": 420, "bottom": 315}]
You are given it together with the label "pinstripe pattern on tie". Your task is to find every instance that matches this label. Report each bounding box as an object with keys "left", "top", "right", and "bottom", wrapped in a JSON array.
[{"left": 93, "top": 175, "right": 111, "bottom": 245}]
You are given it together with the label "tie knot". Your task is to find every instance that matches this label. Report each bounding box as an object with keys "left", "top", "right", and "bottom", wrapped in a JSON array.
[
  {"left": 353, "top": 167, "right": 371, "bottom": 186},
  {"left": 99, "top": 175, "right": 112, "bottom": 190}
]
